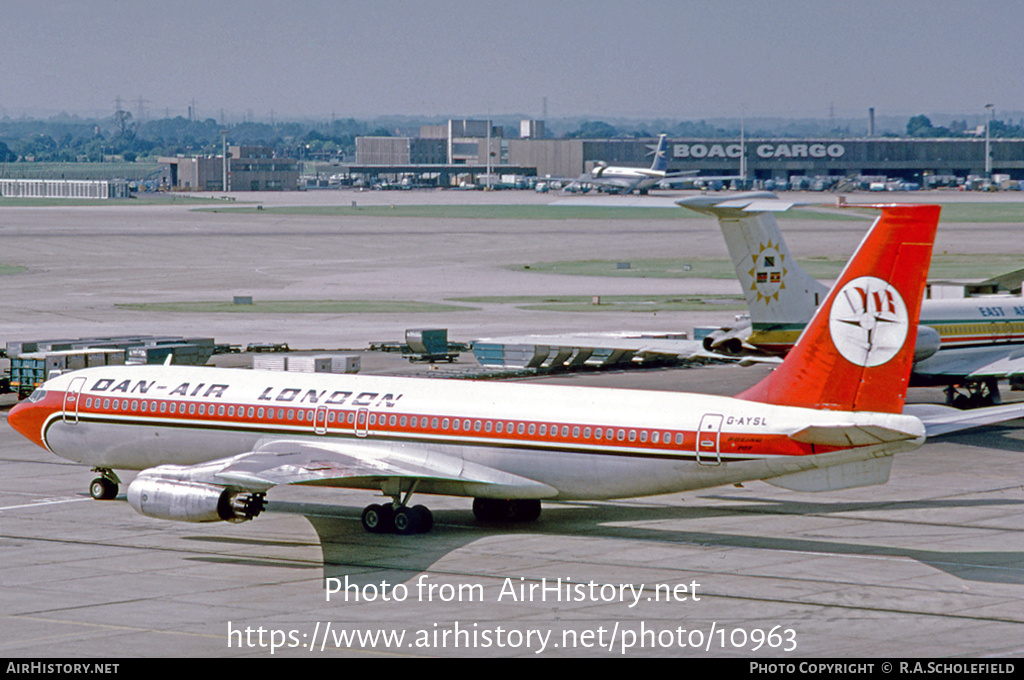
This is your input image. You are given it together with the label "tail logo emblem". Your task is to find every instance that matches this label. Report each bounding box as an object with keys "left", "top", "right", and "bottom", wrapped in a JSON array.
[
  {"left": 749, "top": 241, "right": 786, "bottom": 303},
  {"left": 828, "top": 276, "right": 909, "bottom": 367}
]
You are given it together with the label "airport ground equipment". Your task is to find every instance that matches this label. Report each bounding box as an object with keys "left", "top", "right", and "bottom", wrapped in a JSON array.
[
  {"left": 472, "top": 332, "right": 701, "bottom": 370},
  {"left": 5, "top": 336, "right": 215, "bottom": 397},
  {"left": 246, "top": 342, "right": 291, "bottom": 353},
  {"left": 10, "top": 349, "right": 126, "bottom": 398},
  {"left": 252, "top": 354, "right": 360, "bottom": 374},
  {"left": 403, "top": 329, "right": 460, "bottom": 363}
]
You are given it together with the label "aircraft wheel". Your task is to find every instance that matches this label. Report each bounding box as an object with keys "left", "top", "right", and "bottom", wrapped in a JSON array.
[
  {"left": 473, "top": 498, "right": 498, "bottom": 522},
  {"left": 515, "top": 499, "right": 541, "bottom": 523},
  {"left": 411, "top": 505, "right": 433, "bottom": 533},
  {"left": 90, "top": 477, "right": 118, "bottom": 500},
  {"left": 393, "top": 507, "right": 420, "bottom": 535},
  {"left": 361, "top": 504, "right": 395, "bottom": 534}
]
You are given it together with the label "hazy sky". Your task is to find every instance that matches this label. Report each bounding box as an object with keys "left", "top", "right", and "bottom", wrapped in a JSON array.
[{"left": 4, "top": 0, "right": 1022, "bottom": 122}]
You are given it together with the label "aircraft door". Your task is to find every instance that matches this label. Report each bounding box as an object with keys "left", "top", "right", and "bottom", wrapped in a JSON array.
[
  {"left": 314, "top": 405, "right": 329, "bottom": 435},
  {"left": 62, "top": 377, "right": 87, "bottom": 424},
  {"left": 696, "top": 414, "right": 723, "bottom": 466},
  {"left": 355, "top": 407, "right": 369, "bottom": 437}
]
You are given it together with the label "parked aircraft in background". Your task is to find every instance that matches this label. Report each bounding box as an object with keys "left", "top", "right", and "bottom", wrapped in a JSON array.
[
  {"left": 558, "top": 134, "right": 697, "bottom": 195},
  {"left": 677, "top": 193, "right": 1024, "bottom": 407},
  {"left": 11, "top": 203, "right": 1024, "bottom": 537}
]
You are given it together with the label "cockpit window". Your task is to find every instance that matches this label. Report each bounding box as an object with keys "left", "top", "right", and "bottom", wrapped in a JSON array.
[{"left": 27, "top": 389, "right": 47, "bottom": 403}]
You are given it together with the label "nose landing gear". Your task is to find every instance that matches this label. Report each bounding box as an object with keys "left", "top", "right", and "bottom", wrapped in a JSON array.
[{"left": 89, "top": 468, "right": 121, "bottom": 500}]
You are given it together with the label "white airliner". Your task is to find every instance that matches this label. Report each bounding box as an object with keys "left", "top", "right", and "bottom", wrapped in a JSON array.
[
  {"left": 561, "top": 134, "right": 698, "bottom": 195},
  {"left": 8, "top": 204, "right": 1023, "bottom": 535},
  {"left": 678, "top": 193, "right": 1024, "bottom": 408}
]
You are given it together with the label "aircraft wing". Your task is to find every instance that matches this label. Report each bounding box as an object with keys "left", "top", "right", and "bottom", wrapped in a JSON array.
[
  {"left": 137, "top": 439, "right": 558, "bottom": 499},
  {"left": 902, "top": 402, "right": 1024, "bottom": 437},
  {"left": 911, "top": 346, "right": 1024, "bottom": 382}
]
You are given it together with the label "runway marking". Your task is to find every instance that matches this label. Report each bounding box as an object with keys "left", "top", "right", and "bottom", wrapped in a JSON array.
[{"left": 0, "top": 497, "right": 91, "bottom": 512}]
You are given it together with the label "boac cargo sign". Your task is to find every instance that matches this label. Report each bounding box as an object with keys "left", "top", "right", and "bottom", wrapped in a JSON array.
[{"left": 673, "top": 143, "right": 845, "bottom": 159}]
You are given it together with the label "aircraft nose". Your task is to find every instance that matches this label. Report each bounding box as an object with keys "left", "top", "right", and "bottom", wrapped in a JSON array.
[
  {"left": 6, "top": 397, "right": 47, "bottom": 450},
  {"left": 7, "top": 399, "right": 33, "bottom": 438}
]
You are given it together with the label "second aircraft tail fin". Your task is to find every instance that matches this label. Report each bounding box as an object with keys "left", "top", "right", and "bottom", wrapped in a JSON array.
[{"left": 677, "top": 193, "right": 829, "bottom": 354}]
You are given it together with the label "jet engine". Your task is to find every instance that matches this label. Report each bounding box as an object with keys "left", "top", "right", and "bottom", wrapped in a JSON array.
[
  {"left": 913, "top": 325, "right": 941, "bottom": 363},
  {"left": 702, "top": 321, "right": 755, "bottom": 356},
  {"left": 127, "top": 478, "right": 266, "bottom": 523}
]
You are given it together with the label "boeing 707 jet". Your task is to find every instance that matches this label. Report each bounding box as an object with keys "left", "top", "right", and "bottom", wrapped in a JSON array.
[{"left": 9, "top": 203, "right": 1023, "bottom": 535}]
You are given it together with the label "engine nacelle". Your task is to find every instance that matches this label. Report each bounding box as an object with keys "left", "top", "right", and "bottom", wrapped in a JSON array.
[
  {"left": 702, "top": 326, "right": 749, "bottom": 356},
  {"left": 914, "top": 325, "right": 941, "bottom": 363},
  {"left": 127, "top": 478, "right": 266, "bottom": 523}
]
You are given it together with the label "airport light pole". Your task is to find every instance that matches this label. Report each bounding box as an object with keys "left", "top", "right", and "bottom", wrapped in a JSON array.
[
  {"left": 221, "top": 130, "right": 229, "bottom": 192},
  {"left": 984, "top": 103, "right": 994, "bottom": 177},
  {"left": 739, "top": 105, "right": 747, "bottom": 185}
]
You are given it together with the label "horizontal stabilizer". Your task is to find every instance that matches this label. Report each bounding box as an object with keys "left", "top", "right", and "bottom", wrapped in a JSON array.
[
  {"left": 767, "top": 457, "right": 893, "bottom": 492},
  {"left": 902, "top": 402, "right": 1024, "bottom": 437},
  {"left": 675, "top": 192, "right": 801, "bottom": 216},
  {"left": 789, "top": 423, "right": 924, "bottom": 447}
]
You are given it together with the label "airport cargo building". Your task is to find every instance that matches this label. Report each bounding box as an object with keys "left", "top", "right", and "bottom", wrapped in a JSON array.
[
  {"left": 345, "top": 123, "right": 1024, "bottom": 187},
  {"left": 508, "top": 137, "right": 1024, "bottom": 183}
]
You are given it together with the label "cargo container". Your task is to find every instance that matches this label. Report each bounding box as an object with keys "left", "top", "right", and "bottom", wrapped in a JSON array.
[
  {"left": 10, "top": 349, "right": 125, "bottom": 397},
  {"left": 404, "top": 329, "right": 459, "bottom": 363}
]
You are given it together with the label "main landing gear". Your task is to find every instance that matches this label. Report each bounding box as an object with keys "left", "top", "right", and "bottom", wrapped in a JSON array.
[
  {"left": 361, "top": 503, "right": 434, "bottom": 535},
  {"left": 358, "top": 480, "right": 544, "bottom": 535},
  {"left": 361, "top": 480, "right": 435, "bottom": 535},
  {"left": 89, "top": 468, "right": 120, "bottom": 500},
  {"left": 945, "top": 379, "right": 1001, "bottom": 409}
]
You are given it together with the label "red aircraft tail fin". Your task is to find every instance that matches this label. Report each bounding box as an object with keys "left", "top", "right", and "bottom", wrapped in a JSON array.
[{"left": 736, "top": 204, "right": 940, "bottom": 413}]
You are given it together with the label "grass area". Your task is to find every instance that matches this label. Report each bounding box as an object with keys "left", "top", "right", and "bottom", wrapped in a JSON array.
[
  {"left": 116, "top": 300, "right": 475, "bottom": 314},
  {"left": 448, "top": 294, "right": 747, "bottom": 313},
  {"left": 0, "top": 264, "right": 28, "bottom": 276},
  {"left": 193, "top": 204, "right": 701, "bottom": 220},
  {"left": 0, "top": 161, "right": 160, "bottom": 180},
  {"left": 193, "top": 200, "right": 1024, "bottom": 222},
  {"left": 514, "top": 253, "right": 1023, "bottom": 281},
  {"left": 512, "top": 258, "right": 849, "bottom": 279},
  {"left": 927, "top": 202, "right": 1024, "bottom": 223},
  {"left": 192, "top": 202, "right": 877, "bottom": 221}
]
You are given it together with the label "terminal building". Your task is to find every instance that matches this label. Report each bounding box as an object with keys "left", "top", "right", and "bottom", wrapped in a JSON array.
[
  {"left": 160, "top": 145, "right": 299, "bottom": 191},
  {"left": 347, "top": 119, "right": 536, "bottom": 187}
]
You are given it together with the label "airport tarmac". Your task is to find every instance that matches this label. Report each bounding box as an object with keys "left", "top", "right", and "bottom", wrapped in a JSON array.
[{"left": 2, "top": 189, "right": 1023, "bottom": 658}]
